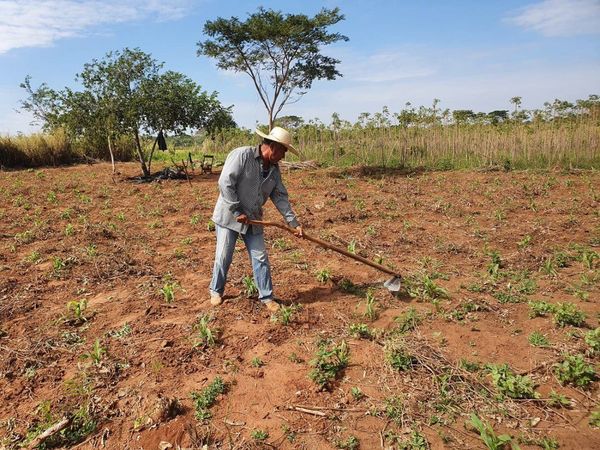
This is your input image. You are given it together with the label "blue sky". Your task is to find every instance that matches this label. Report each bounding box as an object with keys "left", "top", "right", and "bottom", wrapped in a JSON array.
[{"left": 1, "top": 0, "right": 599, "bottom": 134}]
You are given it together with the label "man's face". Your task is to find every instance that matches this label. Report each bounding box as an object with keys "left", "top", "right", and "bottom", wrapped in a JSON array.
[{"left": 265, "top": 142, "right": 287, "bottom": 163}]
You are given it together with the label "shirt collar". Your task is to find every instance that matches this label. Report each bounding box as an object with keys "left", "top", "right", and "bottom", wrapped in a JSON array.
[{"left": 253, "top": 144, "right": 261, "bottom": 159}]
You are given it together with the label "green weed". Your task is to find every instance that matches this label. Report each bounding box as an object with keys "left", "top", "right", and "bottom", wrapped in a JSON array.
[
  {"left": 528, "top": 300, "right": 555, "bottom": 318},
  {"left": 309, "top": 340, "right": 349, "bottom": 390},
  {"left": 190, "top": 377, "right": 227, "bottom": 420},
  {"left": 251, "top": 429, "right": 269, "bottom": 440},
  {"left": 350, "top": 387, "right": 364, "bottom": 401},
  {"left": 394, "top": 307, "right": 422, "bottom": 333},
  {"left": 242, "top": 275, "right": 258, "bottom": 297},
  {"left": 335, "top": 435, "right": 359, "bottom": 449},
  {"left": 553, "top": 302, "right": 585, "bottom": 327},
  {"left": 251, "top": 357, "right": 264, "bottom": 368},
  {"left": 528, "top": 331, "right": 549, "bottom": 347},
  {"left": 348, "top": 323, "right": 373, "bottom": 339},
  {"left": 468, "top": 413, "right": 518, "bottom": 450},
  {"left": 384, "top": 338, "right": 416, "bottom": 371},
  {"left": 80, "top": 339, "right": 106, "bottom": 366},
  {"left": 547, "top": 390, "right": 571, "bottom": 408},
  {"left": 553, "top": 354, "right": 596, "bottom": 388},
  {"left": 316, "top": 268, "right": 331, "bottom": 283},
  {"left": 585, "top": 327, "right": 600, "bottom": 355},
  {"left": 66, "top": 299, "right": 90, "bottom": 324},
  {"left": 364, "top": 289, "right": 378, "bottom": 320},
  {"left": 193, "top": 314, "right": 217, "bottom": 348},
  {"left": 487, "top": 364, "right": 538, "bottom": 399},
  {"left": 384, "top": 396, "right": 404, "bottom": 425}
]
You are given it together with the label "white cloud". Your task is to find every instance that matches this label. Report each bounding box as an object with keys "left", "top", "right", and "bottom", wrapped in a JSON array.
[
  {"left": 507, "top": 0, "right": 600, "bottom": 36},
  {"left": 0, "top": 0, "right": 194, "bottom": 54}
]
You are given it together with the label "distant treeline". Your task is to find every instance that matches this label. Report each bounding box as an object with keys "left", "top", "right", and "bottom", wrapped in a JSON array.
[{"left": 2, "top": 95, "right": 599, "bottom": 170}]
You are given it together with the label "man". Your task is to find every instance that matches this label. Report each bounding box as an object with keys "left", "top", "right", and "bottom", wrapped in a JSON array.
[{"left": 209, "top": 126, "right": 303, "bottom": 312}]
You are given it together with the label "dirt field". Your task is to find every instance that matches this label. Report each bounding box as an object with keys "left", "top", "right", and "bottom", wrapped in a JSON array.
[{"left": 1, "top": 162, "right": 598, "bottom": 449}]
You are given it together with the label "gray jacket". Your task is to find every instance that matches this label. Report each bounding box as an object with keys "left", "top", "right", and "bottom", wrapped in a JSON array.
[{"left": 212, "top": 145, "right": 300, "bottom": 234}]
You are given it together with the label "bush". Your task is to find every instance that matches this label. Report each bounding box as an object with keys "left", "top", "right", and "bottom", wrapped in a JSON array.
[{"left": 554, "top": 355, "right": 596, "bottom": 388}]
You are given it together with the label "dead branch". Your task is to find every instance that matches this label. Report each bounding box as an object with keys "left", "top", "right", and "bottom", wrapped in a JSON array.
[{"left": 27, "top": 416, "right": 71, "bottom": 449}]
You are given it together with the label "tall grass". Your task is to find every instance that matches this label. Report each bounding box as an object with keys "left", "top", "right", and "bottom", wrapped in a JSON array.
[
  {"left": 292, "top": 119, "right": 600, "bottom": 169},
  {"left": 0, "top": 129, "right": 77, "bottom": 167},
  {"left": 3, "top": 111, "right": 599, "bottom": 170}
]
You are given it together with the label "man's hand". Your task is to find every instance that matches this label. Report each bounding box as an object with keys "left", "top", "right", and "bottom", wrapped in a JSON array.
[
  {"left": 293, "top": 225, "right": 303, "bottom": 237},
  {"left": 236, "top": 213, "right": 249, "bottom": 224}
]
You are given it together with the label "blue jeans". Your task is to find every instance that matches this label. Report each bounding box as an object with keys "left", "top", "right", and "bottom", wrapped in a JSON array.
[{"left": 209, "top": 224, "right": 273, "bottom": 302}]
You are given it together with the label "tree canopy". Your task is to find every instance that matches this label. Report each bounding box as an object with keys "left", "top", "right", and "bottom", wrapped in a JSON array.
[
  {"left": 197, "top": 7, "right": 348, "bottom": 129},
  {"left": 21, "top": 48, "right": 234, "bottom": 176}
]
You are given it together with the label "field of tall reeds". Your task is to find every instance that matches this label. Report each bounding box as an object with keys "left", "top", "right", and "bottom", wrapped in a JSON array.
[
  {"left": 3, "top": 104, "right": 599, "bottom": 170},
  {"left": 199, "top": 114, "right": 600, "bottom": 170}
]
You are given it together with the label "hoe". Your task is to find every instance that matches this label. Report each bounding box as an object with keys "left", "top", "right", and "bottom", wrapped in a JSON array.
[{"left": 247, "top": 219, "right": 402, "bottom": 292}]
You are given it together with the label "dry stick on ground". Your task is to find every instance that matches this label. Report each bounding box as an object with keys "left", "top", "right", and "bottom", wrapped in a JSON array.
[{"left": 27, "top": 416, "right": 71, "bottom": 449}]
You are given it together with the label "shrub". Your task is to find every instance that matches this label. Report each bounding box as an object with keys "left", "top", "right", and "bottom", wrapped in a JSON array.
[
  {"left": 553, "top": 303, "right": 585, "bottom": 327},
  {"left": 309, "top": 340, "right": 349, "bottom": 390},
  {"left": 553, "top": 354, "right": 596, "bottom": 388},
  {"left": 190, "top": 377, "right": 227, "bottom": 420},
  {"left": 487, "top": 364, "right": 538, "bottom": 399}
]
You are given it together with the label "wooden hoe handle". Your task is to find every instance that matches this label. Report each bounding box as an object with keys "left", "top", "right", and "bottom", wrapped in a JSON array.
[{"left": 247, "top": 219, "right": 399, "bottom": 277}]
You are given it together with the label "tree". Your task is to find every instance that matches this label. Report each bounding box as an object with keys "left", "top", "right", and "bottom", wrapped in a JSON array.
[
  {"left": 198, "top": 7, "right": 348, "bottom": 129},
  {"left": 21, "top": 48, "right": 233, "bottom": 177}
]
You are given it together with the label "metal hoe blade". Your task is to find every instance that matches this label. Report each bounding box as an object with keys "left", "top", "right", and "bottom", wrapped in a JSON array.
[{"left": 383, "top": 276, "right": 402, "bottom": 292}]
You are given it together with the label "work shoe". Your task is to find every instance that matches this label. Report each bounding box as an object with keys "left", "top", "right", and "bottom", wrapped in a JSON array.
[
  {"left": 263, "top": 300, "right": 280, "bottom": 312},
  {"left": 210, "top": 292, "right": 223, "bottom": 306}
]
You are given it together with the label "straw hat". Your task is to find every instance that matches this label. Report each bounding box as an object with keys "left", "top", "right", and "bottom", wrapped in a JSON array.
[{"left": 255, "top": 126, "right": 299, "bottom": 156}]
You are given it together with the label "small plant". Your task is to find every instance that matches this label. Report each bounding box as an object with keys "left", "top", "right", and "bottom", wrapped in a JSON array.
[
  {"left": 316, "top": 268, "right": 331, "bottom": 283},
  {"left": 468, "top": 413, "right": 517, "bottom": 450},
  {"left": 349, "top": 323, "right": 373, "bottom": 339},
  {"left": 350, "top": 386, "right": 364, "bottom": 401},
  {"left": 528, "top": 331, "right": 550, "bottom": 347},
  {"left": 107, "top": 323, "right": 132, "bottom": 339},
  {"left": 273, "top": 238, "right": 290, "bottom": 250},
  {"left": 251, "top": 357, "right": 264, "bottom": 368},
  {"left": 251, "top": 429, "right": 269, "bottom": 441},
  {"left": 385, "top": 338, "right": 416, "bottom": 371},
  {"left": 585, "top": 327, "right": 600, "bottom": 355},
  {"left": 547, "top": 390, "right": 571, "bottom": 408},
  {"left": 487, "top": 364, "right": 538, "bottom": 399},
  {"left": 347, "top": 239, "right": 357, "bottom": 254},
  {"left": 190, "top": 214, "right": 200, "bottom": 225},
  {"left": 242, "top": 275, "right": 258, "bottom": 297},
  {"left": 335, "top": 435, "right": 359, "bottom": 450},
  {"left": 52, "top": 256, "right": 65, "bottom": 274},
  {"left": 26, "top": 250, "right": 41, "bottom": 263},
  {"left": 206, "top": 220, "right": 216, "bottom": 232},
  {"left": 160, "top": 281, "right": 179, "bottom": 303},
  {"left": 528, "top": 300, "right": 555, "bottom": 318},
  {"left": 394, "top": 307, "right": 422, "bottom": 333},
  {"left": 193, "top": 314, "right": 217, "bottom": 348},
  {"left": 553, "top": 354, "right": 596, "bottom": 388},
  {"left": 364, "top": 289, "right": 378, "bottom": 320},
  {"left": 309, "top": 340, "right": 349, "bottom": 390},
  {"left": 553, "top": 302, "right": 585, "bottom": 327},
  {"left": 86, "top": 244, "right": 97, "bottom": 257},
  {"left": 384, "top": 396, "right": 404, "bottom": 425},
  {"left": 406, "top": 273, "right": 449, "bottom": 301},
  {"left": 80, "top": 339, "right": 106, "bottom": 366},
  {"left": 190, "top": 377, "right": 227, "bottom": 420},
  {"left": 64, "top": 223, "right": 75, "bottom": 236},
  {"left": 66, "top": 299, "right": 89, "bottom": 324},
  {"left": 272, "top": 304, "right": 301, "bottom": 325},
  {"left": 590, "top": 408, "right": 600, "bottom": 428},
  {"left": 487, "top": 250, "right": 503, "bottom": 279},
  {"left": 517, "top": 235, "right": 532, "bottom": 249}
]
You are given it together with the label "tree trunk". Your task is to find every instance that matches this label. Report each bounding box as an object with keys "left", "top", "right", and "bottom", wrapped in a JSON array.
[
  {"left": 146, "top": 132, "right": 160, "bottom": 175},
  {"left": 107, "top": 134, "right": 116, "bottom": 175},
  {"left": 134, "top": 129, "right": 149, "bottom": 177}
]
